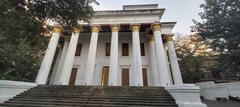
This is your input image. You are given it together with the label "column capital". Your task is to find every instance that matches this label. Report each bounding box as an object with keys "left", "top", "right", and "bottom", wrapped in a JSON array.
[
  {"left": 53, "top": 27, "right": 62, "bottom": 33},
  {"left": 130, "top": 24, "right": 141, "bottom": 32},
  {"left": 73, "top": 26, "right": 81, "bottom": 33},
  {"left": 166, "top": 34, "right": 174, "bottom": 41},
  {"left": 151, "top": 23, "right": 161, "bottom": 31},
  {"left": 91, "top": 26, "right": 101, "bottom": 33},
  {"left": 111, "top": 25, "right": 120, "bottom": 32}
]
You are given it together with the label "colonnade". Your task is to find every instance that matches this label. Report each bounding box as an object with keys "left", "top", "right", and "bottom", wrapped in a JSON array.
[{"left": 35, "top": 23, "right": 183, "bottom": 86}]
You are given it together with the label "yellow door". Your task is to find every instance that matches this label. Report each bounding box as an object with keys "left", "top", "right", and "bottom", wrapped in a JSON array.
[{"left": 101, "top": 66, "right": 109, "bottom": 86}]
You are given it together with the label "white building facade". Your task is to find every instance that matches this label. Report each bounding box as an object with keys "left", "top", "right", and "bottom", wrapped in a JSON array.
[
  {"left": 36, "top": 4, "right": 183, "bottom": 87},
  {"left": 0, "top": 4, "right": 207, "bottom": 107}
]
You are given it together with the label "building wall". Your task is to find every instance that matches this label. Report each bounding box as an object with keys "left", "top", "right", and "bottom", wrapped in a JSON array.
[
  {"left": 91, "top": 14, "right": 161, "bottom": 25},
  {"left": 72, "top": 32, "right": 154, "bottom": 86}
]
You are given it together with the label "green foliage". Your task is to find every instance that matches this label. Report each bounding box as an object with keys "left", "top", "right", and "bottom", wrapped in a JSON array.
[
  {"left": 175, "top": 34, "right": 210, "bottom": 83},
  {"left": 30, "top": 0, "right": 98, "bottom": 26},
  {"left": 179, "top": 55, "right": 205, "bottom": 83},
  {"left": 0, "top": 39, "right": 40, "bottom": 81},
  {"left": 192, "top": 0, "right": 240, "bottom": 75},
  {"left": 0, "top": 0, "right": 47, "bottom": 81},
  {"left": 0, "top": 0, "right": 96, "bottom": 81}
]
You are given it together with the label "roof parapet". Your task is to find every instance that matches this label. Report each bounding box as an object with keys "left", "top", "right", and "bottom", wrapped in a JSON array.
[{"left": 123, "top": 4, "right": 159, "bottom": 10}]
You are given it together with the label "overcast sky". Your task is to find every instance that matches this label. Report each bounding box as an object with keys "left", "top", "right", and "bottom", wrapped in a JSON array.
[{"left": 93, "top": 0, "right": 204, "bottom": 34}]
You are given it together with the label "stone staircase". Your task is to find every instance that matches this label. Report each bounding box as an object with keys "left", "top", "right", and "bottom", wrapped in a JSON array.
[{"left": 0, "top": 85, "right": 178, "bottom": 107}]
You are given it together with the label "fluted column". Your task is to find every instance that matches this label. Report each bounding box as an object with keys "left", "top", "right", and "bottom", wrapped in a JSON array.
[
  {"left": 131, "top": 24, "right": 143, "bottom": 86},
  {"left": 35, "top": 27, "right": 61, "bottom": 84},
  {"left": 58, "top": 27, "right": 81, "bottom": 85},
  {"left": 152, "top": 23, "right": 171, "bottom": 86},
  {"left": 148, "top": 35, "right": 161, "bottom": 86},
  {"left": 49, "top": 48, "right": 62, "bottom": 84},
  {"left": 164, "top": 45, "right": 173, "bottom": 85},
  {"left": 52, "top": 38, "right": 70, "bottom": 84},
  {"left": 84, "top": 26, "right": 100, "bottom": 85},
  {"left": 166, "top": 34, "right": 183, "bottom": 84},
  {"left": 108, "top": 25, "right": 120, "bottom": 86}
]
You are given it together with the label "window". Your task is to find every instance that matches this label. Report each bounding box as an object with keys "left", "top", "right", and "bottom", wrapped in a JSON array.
[
  {"left": 140, "top": 43, "right": 145, "bottom": 56},
  {"left": 75, "top": 44, "right": 82, "bottom": 56},
  {"left": 142, "top": 68, "right": 148, "bottom": 86},
  {"left": 105, "top": 43, "right": 111, "bottom": 56},
  {"left": 122, "top": 68, "right": 129, "bottom": 86},
  {"left": 122, "top": 43, "right": 129, "bottom": 56}
]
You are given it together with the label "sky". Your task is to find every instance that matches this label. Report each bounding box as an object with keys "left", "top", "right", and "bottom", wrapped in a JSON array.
[{"left": 93, "top": 0, "right": 204, "bottom": 34}]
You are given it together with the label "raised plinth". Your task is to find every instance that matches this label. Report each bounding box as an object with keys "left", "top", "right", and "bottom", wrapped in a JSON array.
[
  {"left": 0, "top": 80, "right": 37, "bottom": 103},
  {"left": 165, "top": 84, "right": 207, "bottom": 107}
]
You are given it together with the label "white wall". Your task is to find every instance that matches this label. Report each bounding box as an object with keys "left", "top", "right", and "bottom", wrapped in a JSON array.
[
  {"left": 0, "top": 80, "right": 37, "bottom": 103},
  {"left": 91, "top": 14, "right": 161, "bottom": 25},
  {"left": 65, "top": 24, "right": 174, "bottom": 86},
  {"left": 73, "top": 32, "right": 153, "bottom": 86},
  {"left": 196, "top": 81, "right": 240, "bottom": 100}
]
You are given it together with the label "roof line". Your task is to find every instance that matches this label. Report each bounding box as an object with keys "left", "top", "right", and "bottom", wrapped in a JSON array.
[
  {"left": 122, "top": 4, "right": 159, "bottom": 7},
  {"left": 94, "top": 8, "right": 165, "bottom": 12}
]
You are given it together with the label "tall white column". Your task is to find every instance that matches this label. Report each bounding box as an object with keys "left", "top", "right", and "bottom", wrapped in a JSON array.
[
  {"left": 52, "top": 38, "right": 70, "bottom": 84},
  {"left": 148, "top": 35, "right": 161, "bottom": 86},
  {"left": 152, "top": 23, "right": 171, "bottom": 86},
  {"left": 35, "top": 27, "right": 61, "bottom": 84},
  {"left": 164, "top": 46, "right": 173, "bottom": 85},
  {"left": 58, "top": 27, "right": 81, "bottom": 85},
  {"left": 131, "top": 24, "right": 143, "bottom": 86},
  {"left": 166, "top": 34, "right": 183, "bottom": 84},
  {"left": 84, "top": 26, "right": 100, "bottom": 85},
  {"left": 108, "top": 25, "right": 120, "bottom": 86},
  {"left": 49, "top": 48, "right": 62, "bottom": 84}
]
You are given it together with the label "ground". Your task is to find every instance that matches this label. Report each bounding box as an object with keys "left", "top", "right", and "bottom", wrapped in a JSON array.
[{"left": 202, "top": 100, "right": 240, "bottom": 107}]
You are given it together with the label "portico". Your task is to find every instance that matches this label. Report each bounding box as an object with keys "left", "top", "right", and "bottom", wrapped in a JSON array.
[
  {"left": 35, "top": 4, "right": 183, "bottom": 87},
  {"left": 36, "top": 23, "right": 182, "bottom": 87}
]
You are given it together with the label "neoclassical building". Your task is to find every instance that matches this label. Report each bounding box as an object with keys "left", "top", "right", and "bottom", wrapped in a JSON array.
[
  {"left": 36, "top": 4, "right": 183, "bottom": 87},
  {"left": 0, "top": 4, "right": 208, "bottom": 107}
]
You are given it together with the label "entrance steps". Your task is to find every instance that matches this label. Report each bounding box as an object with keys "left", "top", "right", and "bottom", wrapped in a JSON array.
[{"left": 0, "top": 85, "right": 178, "bottom": 107}]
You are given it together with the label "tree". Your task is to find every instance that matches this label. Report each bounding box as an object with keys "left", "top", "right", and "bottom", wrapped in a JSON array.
[
  {"left": 0, "top": 0, "right": 97, "bottom": 81},
  {"left": 174, "top": 34, "right": 213, "bottom": 83},
  {"left": 192, "top": 0, "right": 240, "bottom": 78},
  {"left": 29, "top": 0, "right": 98, "bottom": 26}
]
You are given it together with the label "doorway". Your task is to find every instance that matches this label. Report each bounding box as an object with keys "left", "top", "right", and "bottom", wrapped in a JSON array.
[
  {"left": 69, "top": 68, "right": 78, "bottom": 85},
  {"left": 122, "top": 68, "right": 129, "bottom": 86},
  {"left": 101, "top": 66, "right": 109, "bottom": 86},
  {"left": 142, "top": 68, "right": 148, "bottom": 86}
]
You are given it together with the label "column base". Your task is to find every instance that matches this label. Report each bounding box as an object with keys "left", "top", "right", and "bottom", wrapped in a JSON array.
[{"left": 165, "top": 84, "right": 207, "bottom": 107}]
